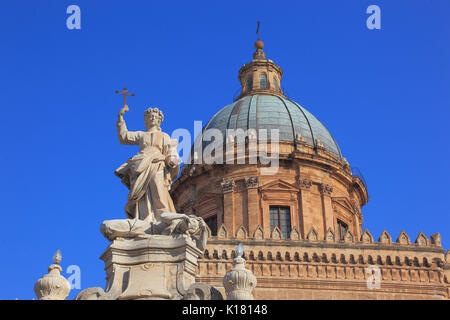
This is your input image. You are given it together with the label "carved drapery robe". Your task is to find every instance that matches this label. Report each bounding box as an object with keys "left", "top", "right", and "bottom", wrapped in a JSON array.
[{"left": 115, "top": 120, "right": 179, "bottom": 223}]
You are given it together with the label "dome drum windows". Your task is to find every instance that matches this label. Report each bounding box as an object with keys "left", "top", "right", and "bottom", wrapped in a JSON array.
[
  {"left": 246, "top": 76, "right": 253, "bottom": 92},
  {"left": 259, "top": 73, "right": 268, "bottom": 89},
  {"left": 273, "top": 77, "right": 278, "bottom": 91}
]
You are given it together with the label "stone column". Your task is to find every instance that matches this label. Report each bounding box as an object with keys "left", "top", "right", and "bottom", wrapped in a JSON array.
[
  {"left": 245, "top": 177, "right": 259, "bottom": 237},
  {"left": 319, "top": 183, "right": 334, "bottom": 238},
  {"left": 221, "top": 179, "right": 235, "bottom": 236}
]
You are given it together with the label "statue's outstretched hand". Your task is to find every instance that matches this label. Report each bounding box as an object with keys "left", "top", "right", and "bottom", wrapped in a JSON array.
[{"left": 118, "top": 105, "right": 129, "bottom": 120}]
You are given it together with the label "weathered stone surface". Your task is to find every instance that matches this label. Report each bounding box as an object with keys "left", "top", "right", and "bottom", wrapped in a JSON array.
[
  {"left": 34, "top": 250, "right": 71, "bottom": 300},
  {"left": 77, "top": 235, "right": 203, "bottom": 300}
]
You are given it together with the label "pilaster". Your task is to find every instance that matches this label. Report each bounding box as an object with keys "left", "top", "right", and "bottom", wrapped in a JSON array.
[
  {"left": 221, "top": 179, "right": 236, "bottom": 236},
  {"left": 245, "top": 177, "right": 260, "bottom": 237}
]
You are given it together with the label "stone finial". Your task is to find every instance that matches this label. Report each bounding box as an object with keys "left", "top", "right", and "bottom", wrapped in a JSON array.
[
  {"left": 306, "top": 227, "right": 319, "bottom": 241},
  {"left": 325, "top": 228, "right": 336, "bottom": 242},
  {"left": 415, "top": 232, "right": 428, "bottom": 246},
  {"left": 315, "top": 138, "right": 324, "bottom": 148},
  {"left": 295, "top": 133, "right": 305, "bottom": 142},
  {"left": 396, "top": 230, "right": 411, "bottom": 245},
  {"left": 378, "top": 230, "right": 392, "bottom": 244},
  {"left": 223, "top": 244, "right": 257, "bottom": 300},
  {"left": 34, "top": 250, "right": 71, "bottom": 300},
  {"left": 361, "top": 229, "right": 374, "bottom": 244},
  {"left": 430, "top": 233, "right": 441, "bottom": 247}
]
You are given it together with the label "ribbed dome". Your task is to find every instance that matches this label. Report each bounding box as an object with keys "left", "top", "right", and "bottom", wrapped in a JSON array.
[{"left": 201, "top": 94, "right": 341, "bottom": 158}]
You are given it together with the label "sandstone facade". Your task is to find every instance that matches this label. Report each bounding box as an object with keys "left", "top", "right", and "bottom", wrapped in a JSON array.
[{"left": 170, "top": 38, "right": 450, "bottom": 300}]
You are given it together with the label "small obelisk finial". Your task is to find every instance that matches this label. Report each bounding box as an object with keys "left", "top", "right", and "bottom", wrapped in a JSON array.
[{"left": 235, "top": 243, "right": 244, "bottom": 258}]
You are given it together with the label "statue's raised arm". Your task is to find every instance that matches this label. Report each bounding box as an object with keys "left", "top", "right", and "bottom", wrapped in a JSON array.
[
  {"left": 118, "top": 104, "right": 129, "bottom": 121},
  {"left": 102, "top": 105, "right": 207, "bottom": 251},
  {"left": 116, "top": 105, "right": 142, "bottom": 146}
]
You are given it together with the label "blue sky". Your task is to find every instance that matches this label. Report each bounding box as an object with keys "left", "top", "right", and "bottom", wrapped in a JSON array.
[{"left": 0, "top": 0, "right": 449, "bottom": 299}]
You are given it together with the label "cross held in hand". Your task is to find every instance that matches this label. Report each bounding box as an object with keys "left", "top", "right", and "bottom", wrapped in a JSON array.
[{"left": 115, "top": 88, "right": 135, "bottom": 106}]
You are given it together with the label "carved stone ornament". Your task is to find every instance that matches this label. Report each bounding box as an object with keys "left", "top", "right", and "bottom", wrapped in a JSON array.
[
  {"left": 76, "top": 235, "right": 204, "bottom": 300},
  {"left": 396, "top": 230, "right": 411, "bottom": 245},
  {"left": 325, "top": 228, "right": 335, "bottom": 242},
  {"left": 378, "top": 230, "right": 392, "bottom": 244},
  {"left": 245, "top": 177, "right": 259, "bottom": 189},
  {"left": 319, "top": 183, "right": 333, "bottom": 196},
  {"left": 307, "top": 227, "right": 319, "bottom": 241},
  {"left": 415, "top": 232, "right": 428, "bottom": 246},
  {"left": 295, "top": 133, "right": 305, "bottom": 143},
  {"left": 221, "top": 179, "right": 235, "bottom": 194},
  {"left": 344, "top": 230, "right": 354, "bottom": 243},
  {"left": 290, "top": 227, "right": 301, "bottom": 241},
  {"left": 34, "top": 250, "right": 71, "bottom": 300},
  {"left": 223, "top": 244, "right": 257, "bottom": 300},
  {"left": 217, "top": 224, "right": 228, "bottom": 239},
  {"left": 296, "top": 176, "right": 312, "bottom": 190},
  {"left": 271, "top": 226, "right": 282, "bottom": 240},
  {"left": 236, "top": 225, "right": 248, "bottom": 239},
  {"left": 315, "top": 138, "right": 324, "bottom": 148},
  {"left": 361, "top": 229, "right": 374, "bottom": 244},
  {"left": 253, "top": 225, "right": 264, "bottom": 240},
  {"left": 430, "top": 233, "right": 441, "bottom": 247}
]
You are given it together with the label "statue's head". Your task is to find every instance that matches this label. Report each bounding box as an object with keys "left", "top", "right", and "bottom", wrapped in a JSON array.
[{"left": 143, "top": 107, "right": 164, "bottom": 130}]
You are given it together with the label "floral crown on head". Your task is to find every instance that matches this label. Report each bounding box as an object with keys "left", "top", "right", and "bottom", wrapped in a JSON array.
[{"left": 143, "top": 107, "right": 164, "bottom": 122}]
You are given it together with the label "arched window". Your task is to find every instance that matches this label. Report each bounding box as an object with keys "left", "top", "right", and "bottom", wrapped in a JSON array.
[
  {"left": 246, "top": 76, "right": 253, "bottom": 91},
  {"left": 259, "top": 73, "right": 268, "bottom": 89},
  {"left": 273, "top": 78, "right": 278, "bottom": 91}
]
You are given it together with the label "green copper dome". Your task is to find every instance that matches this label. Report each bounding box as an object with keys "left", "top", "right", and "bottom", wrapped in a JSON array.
[{"left": 201, "top": 94, "right": 342, "bottom": 158}]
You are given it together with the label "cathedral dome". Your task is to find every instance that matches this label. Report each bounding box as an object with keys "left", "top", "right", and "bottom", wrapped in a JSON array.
[{"left": 201, "top": 94, "right": 342, "bottom": 158}]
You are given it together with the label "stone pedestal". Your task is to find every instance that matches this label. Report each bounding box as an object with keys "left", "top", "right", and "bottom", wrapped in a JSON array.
[{"left": 98, "top": 234, "right": 202, "bottom": 300}]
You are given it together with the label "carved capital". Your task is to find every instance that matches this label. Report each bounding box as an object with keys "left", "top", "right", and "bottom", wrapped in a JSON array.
[
  {"left": 296, "top": 176, "right": 312, "bottom": 190},
  {"left": 245, "top": 177, "right": 259, "bottom": 189},
  {"left": 319, "top": 183, "right": 333, "bottom": 196},
  {"left": 221, "top": 179, "right": 235, "bottom": 194}
]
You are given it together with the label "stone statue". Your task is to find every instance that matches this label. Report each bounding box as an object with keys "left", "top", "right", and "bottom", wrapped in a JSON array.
[
  {"left": 100, "top": 105, "right": 208, "bottom": 251},
  {"left": 72, "top": 102, "right": 213, "bottom": 300},
  {"left": 115, "top": 104, "right": 180, "bottom": 222}
]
